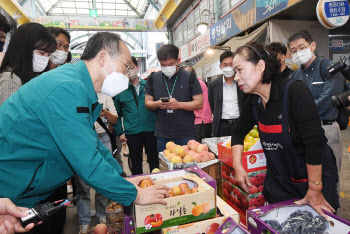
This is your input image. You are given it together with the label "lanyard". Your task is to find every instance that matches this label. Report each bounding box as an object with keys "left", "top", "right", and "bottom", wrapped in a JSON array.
[{"left": 164, "top": 74, "right": 179, "bottom": 98}]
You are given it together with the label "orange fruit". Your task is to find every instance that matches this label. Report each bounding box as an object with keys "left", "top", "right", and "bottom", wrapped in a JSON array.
[
  {"left": 140, "top": 179, "right": 153, "bottom": 188},
  {"left": 192, "top": 205, "right": 202, "bottom": 216}
]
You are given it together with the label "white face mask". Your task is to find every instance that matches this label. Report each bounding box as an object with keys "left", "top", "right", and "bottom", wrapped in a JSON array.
[
  {"left": 50, "top": 50, "right": 68, "bottom": 65},
  {"left": 292, "top": 48, "right": 314, "bottom": 65},
  {"left": 128, "top": 69, "right": 138, "bottom": 81},
  {"left": 222, "top": 67, "right": 235, "bottom": 78},
  {"left": 101, "top": 55, "right": 129, "bottom": 97},
  {"left": 161, "top": 65, "right": 177, "bottom": 78},
  {"left": 33, "top": 53, "right": 49, "bottom": 72}
]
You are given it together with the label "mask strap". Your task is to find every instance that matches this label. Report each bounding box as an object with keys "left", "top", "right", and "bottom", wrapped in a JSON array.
[{"left": 106, "top": 54, "right": 116, "bottom": 73}]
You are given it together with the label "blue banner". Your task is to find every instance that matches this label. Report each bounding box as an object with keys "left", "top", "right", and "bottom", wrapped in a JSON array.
[
  {"left": 209, "top": 13, "right": 240, "bottom": 46},
  {"left": 256, "top": 0, "right": 289, "bottom": 22}
]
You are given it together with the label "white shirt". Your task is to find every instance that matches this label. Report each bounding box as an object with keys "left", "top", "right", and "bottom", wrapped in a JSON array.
[
  {"left": 94, "top": 93, "right": 118, "bottom": 134},
  {"left": 222, "top": 76, "right": 240, "bottom": 119},
  {"left": 133, "top": 78, "right": 141, "bottom": 96}
]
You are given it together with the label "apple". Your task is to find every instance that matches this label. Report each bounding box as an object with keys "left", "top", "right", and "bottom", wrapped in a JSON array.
[
  {"left": 175, "top": 146, "right": 186, "bottom": 158},
  {"left": 249, "top": 177, "right": 258, "bottom": 186},
  {"left": 242, "top": 198, "right": 249, "bottom": 210},
  {"left": 256, "top": 173, "right": 266, "bottom": 186},
  {"left": 167, "top": 153, "right": 176, "bottom": 161},
  {"left": 250, "top": 198, "right": 258, "bottom": 207},
  {"left": 191, "top": 187, "right": 198, "bottom": 193},
  {"left": 180, "top": 189, "right": 192, "bottom": 195},
  {"left": 258, "top": 185, "right": 264, "bottom": 193},
  {"left": 205, "top": 223, "right": 220, "bottom": 234},
  {"left": 169, "top": 144, "right": 177, "bottom": 153},
  {"left": 163, "top": 149, "right": 170, "bottom": 157},
  {"left": 183, "top": 155, "right": 194, "bottom": 163},
  {"left": 166, "top": 141, "right": 175, "bottom": 150},
  {"left": 171, "top": 156, "right": 183, "bottom": 164},
  {"left": 249, "top": 185, "right": 259, "bottom": 194}
]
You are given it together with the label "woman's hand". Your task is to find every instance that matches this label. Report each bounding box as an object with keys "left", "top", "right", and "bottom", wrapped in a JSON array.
[
  {"left": 234, "top": 166, "right": 251, "bottom": 193},
  {"left": 295, "top": 188, "right": 335, "bottom": 221}
]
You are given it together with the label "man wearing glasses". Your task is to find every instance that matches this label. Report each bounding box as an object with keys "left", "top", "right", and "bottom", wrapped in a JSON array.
[
  {"left": 47, "top": 27, "right": 71, "bottom": 70},
  {"left": 288, "top": 30, "right": 344, "bottom": 214},
  {"left": 113, "top": 56, "right": 158, "bottom": 175}
]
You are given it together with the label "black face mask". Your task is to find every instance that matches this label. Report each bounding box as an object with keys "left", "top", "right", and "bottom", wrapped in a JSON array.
[{"left": 0, "top": 41, "right": 4, "bottom": 52}]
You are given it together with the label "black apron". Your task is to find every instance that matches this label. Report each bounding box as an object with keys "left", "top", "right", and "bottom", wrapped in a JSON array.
[{"left": 252, "top": 80, "right": 340, "bottom": 210}]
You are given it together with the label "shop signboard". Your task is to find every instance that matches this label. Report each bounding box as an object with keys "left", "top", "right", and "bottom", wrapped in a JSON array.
[
  {"left": 256, "top": 0, "right": 302, "bottom": 22},
  {"left": 179, "top": 44, "right": 189, "bottom": 63},
  {"left": 209, "top": 0, "right": 255, "bottom": 46},
  {"left": 317, "top": 0, "right": 350, "bottom": 29},
  {"left": 33, "top": 16, "right": 159, "bottom": 31},
  {"left": 187, "top": 30, "right": 210, "bottom": 59}
]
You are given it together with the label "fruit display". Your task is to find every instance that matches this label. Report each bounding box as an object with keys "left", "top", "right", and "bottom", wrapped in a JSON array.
[
  {"left": 162, "top": 140, "right": 215, "bottom": 164},
  {"left": 106, "top": 202, "right": 123, "bottom": 233}
]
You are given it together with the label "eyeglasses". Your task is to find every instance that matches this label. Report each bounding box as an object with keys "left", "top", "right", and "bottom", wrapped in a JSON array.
[
  {"left": 114, "top": 57, "right": 131, "bottom": 73},
  {"left": 56, "top": 40, "right": 70, "bottom": 52},
  {"left": 289, "top": 44, "right": 311, "bottom": 55}
]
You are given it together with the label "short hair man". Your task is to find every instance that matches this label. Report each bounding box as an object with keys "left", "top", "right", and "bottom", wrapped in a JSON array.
[
  {"left": 185, "top": 66, "right": 213, "bottom": 142},
  {"left": 265, "top": 42, "right": 293, "bottom": 79},
  {"left": 288, "top": 30, "right": 344, "bottom": 213},
  {"left": 0, "top": 14, "right": 10, "bottom": 64},
  {"left": 208, "top": 51, "right": 245, "bottom": 137},
  {"left": 114, "top": 56, "right": 158, "bottom": 175},
  {"left": 145, "top": 44, "right": 203, "bottom": 152},
  {"left": 0, "top": 32, "right": 168, "bottom": 211}
]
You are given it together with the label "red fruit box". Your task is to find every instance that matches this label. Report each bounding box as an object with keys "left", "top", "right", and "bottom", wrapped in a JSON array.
[
  {"left": 217, "top": 143, "right": 266, "bottom": 173},
  {"left": 222, "top": 178, "right": 269, "bottom": 210}
]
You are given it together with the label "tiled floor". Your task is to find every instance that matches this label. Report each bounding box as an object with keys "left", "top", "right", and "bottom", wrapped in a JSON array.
[{"left": 64, "top": 131, "right": 350, "bottom": 234}]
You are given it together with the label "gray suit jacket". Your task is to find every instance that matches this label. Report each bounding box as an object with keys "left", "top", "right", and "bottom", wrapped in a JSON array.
[{"left": 208, "top": 76, "right": 245, "bottom": 137}]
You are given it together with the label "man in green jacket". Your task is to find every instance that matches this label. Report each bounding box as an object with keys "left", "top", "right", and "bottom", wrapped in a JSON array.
[
  {"left": 0, "top": 32, "right": 168, "bottom": 210},
  {"left": 114, "top": 56, "right": 158, "bottom": 175}
]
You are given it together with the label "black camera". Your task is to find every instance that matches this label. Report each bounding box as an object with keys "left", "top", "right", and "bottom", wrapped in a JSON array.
[{"left": 329, "top": 61, "right": 350, "bottom": 108}]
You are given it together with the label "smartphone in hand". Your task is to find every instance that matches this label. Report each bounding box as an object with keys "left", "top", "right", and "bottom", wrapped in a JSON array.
[{"left": 160, "top": 97, "right": 170, "bottom": 103}]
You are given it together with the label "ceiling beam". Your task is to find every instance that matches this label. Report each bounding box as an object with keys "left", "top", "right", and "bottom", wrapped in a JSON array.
[
  {"left": 124, "top": 32, "right": 142, "bottom": 49},
  {"left": 147, "top": 0, "right": 160, "bottom": 11},
  {"left": 121, "top": 0, "right": 141, "bottom": 18},
  {"left": 47, "top": 0, "right": 64, "bottom": 14}
]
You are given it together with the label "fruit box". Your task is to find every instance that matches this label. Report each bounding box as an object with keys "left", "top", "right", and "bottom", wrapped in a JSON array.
[
  {"left": 247, "top": 199, "right": 350, "bottom": 234},
  {"left": 221, "top": 163, "right": 267, "bottom": 195},
  {"left": 133, "top": 174, "right": 216, "bottom": 233},
  {"left": 217, "top": 143, "right": 266, "bottom": 172},
  {"left": 159, "top": 152, "right": 219, "bottom": 170},
  {"left": 214, "top": 217, "right": 249, "bottom": 234},
  {"left": 222, "top": 178, "right": 268, "bottom": 211},
  {"left": 162, "top": 195, "right": 240, "bottom": 234}
]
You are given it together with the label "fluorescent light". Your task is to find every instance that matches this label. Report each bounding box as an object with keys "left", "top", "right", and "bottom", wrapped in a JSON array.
[{"left": 197, "top": 22, "right": 208, "bottom": 34}]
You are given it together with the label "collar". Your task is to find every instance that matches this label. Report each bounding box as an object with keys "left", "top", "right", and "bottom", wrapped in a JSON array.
[
  {"left": 302, "top": 55, "right": 320, "bottom": 71},
  {"left": 222, "top": 76, "right": 235, "bottom": 85},
  {"left": 74, "top": 61, "right": 98, "bottom": 103}
]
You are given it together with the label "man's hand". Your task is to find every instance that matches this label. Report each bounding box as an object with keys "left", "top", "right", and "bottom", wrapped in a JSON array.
[
  {"left": 166, "top": 98, "right": 181, "bottom": 110},
  {"left": 159, "top": 100, "right": 168, "bottom": 110},
  {"left": 295, "top": 188, "right": 335, "bottom": 221},
  {"left": 119, "top": 134, "right": 127, "bottom": 143},
  {"left": 134, "top": 185, "right": 170, "bottom": 206},
  {"left": 0, "top": 198, "right": 35, "bottom": 234},
  {"left": 234, "top": 166, "right": 251, "bottom": 193},
  {"left": 99, "top": 109, "right": 106, "bottom": 117},
  {"left": 125, "top": 176, "right": 154, "bottom": 187}
]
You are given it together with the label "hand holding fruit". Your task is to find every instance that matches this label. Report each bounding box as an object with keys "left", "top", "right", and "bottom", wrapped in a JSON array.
[
  {"left": 134, "top": 184, "right": 170, "bottom": 206},
  {"left": 234, "top": 166, "right": 251, "bottom": 193},
  {"left": 126, "top": 176, "right": 154, "bottom": 188}
]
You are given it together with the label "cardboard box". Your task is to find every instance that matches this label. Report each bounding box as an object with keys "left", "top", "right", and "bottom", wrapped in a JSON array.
[
  {"left": 218, "top": 143, "right": 266, "bottom": 172},
  {"left": 215, "top": 217, "right": 249, "bottom": 234},
  {"left": 162, "top": 195, "right": 240, "bottom": 233},
  {"left": 133, "top": 174, "right": 216, "bottom": 233},
  {"left": 247, "top": 199, "right": 350, "bottom": 234},
  {"left": 223, "top": 196, "right": 247, "bottom": 226},
  {"left": 159, "top": 152, "right": 219, "bottom": 170},
  {"left": 222, "top": 178, "right": 268, "bottom": 211}
]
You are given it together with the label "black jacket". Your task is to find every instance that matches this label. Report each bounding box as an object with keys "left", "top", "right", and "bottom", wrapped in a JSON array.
[{"left": 208, "top": 76, "right": 245, "bottom": 137}]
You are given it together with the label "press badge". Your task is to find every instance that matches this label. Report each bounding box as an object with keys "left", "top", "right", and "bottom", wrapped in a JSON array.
[{"left": 167, "top": 109, "right": 173, "bottom": 114}]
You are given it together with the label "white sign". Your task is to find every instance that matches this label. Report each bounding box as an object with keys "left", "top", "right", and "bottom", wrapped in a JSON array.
[
  {"left": 332, "top": 39, "right": 343, "bottom": 50},
  {"left": 333, "top": 54, "right": 350, "bottom": 65},
  {"left": 316, "top": 0, "right": 350, "bottom": 29},
  {"left": 179, "top": 45, "right": 189, "bottom": 63},
  {"left": 187, "top": 30, "right": 210, "bottom": 59}
]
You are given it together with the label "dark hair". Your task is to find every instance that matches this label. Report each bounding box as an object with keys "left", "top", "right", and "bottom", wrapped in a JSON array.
[
  {"left": 157, "top": 44, "right": 179, "bottom": 61},
  {"left": 131, "top": 56, "right": 137, "bottom": 66},
  {"left": 0, "top": 23, "right": 57, "bottom": 85},
  {"left": 287, "top": 30, "right": 313, "bottom": 47},
  {"left": 265, "top": 42, "right": 287, "bottom": 56},
  {"left": 0, "top": 14, "right": 10, "bottom": 33},
  {"left": 185, "top": 66, "right": 196, "bottom": 75},
  {"left": 81, "top": 32, "right": 122, "bottom": 60},
  {"left": 47, "top": 27, "right": 71, "bottom": 42},
  {"left": 220, "top": 51, "right": 234, "bottom": 64},
  {"left": 66, "top": 51, "right": 72, "bottom": 63},
  {"left": 234, "top": 41, "right": 281, "bottom": 84}
]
